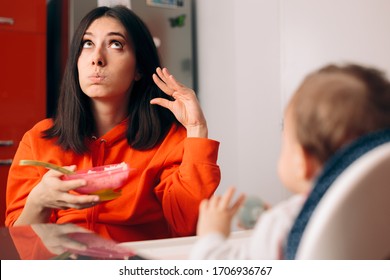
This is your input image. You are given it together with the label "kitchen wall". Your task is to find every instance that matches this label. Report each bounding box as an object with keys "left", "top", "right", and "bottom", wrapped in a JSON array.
[
  {"left": 195, "top": 0, "right": 390, "bottom": 204},
  {"left": 195, "top": 0, "right": 285, "bottom": 204}
]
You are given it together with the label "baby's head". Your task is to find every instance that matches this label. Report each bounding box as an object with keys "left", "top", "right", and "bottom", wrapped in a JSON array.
[{"left": 278, "top": 63, "right": 390, "bottom": 194}]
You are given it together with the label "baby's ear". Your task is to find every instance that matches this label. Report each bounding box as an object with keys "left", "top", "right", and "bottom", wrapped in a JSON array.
[{"left": 301, "top": 148, "right": 321, "bottom": 180}]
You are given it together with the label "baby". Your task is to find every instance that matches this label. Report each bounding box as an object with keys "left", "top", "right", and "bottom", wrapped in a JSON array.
[{"left": 190, "top": 63, "right": 390, "bottom": 259}]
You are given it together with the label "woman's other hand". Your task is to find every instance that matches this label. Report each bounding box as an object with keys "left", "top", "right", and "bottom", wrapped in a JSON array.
[
  {"left": 15, "top": 166, "right": 100, "bottom": 225},
  {"left": 196, "top": 187, "right": 246, "bottom": 238},
  {"left": 151, "top": 67, "right": 208, "bottom": 138}
]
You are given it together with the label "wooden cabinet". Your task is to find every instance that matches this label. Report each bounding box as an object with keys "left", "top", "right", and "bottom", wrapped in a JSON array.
[{"left": 0, "top": 0, "right": 46, "bottom": 226}]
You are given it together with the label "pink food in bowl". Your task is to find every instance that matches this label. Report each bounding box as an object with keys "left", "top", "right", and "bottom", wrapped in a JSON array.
[{"left": 62, "top": 162, "right": 130, "bottom": 194}]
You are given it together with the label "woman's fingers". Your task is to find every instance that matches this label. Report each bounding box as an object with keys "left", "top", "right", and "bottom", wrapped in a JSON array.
[
  {"left": 58, "top": 179, "right": 88, "bottom": 192},
  {"left": 161, "top": 67, "right": 183, "bottom": 88},
  {"left": 156, "top": 67, "right": 174, "bottom": 86},
  {"left": 149, "top": 97, "right": 172, "bottom": 109},
  {"left": 56, "top": 191, "right": 100, "bottom": 208},
  {"left": 152, "top": 73, "right": 174, "bottom": 96},
  {"left": 153, "top": 67, "right": 184, "bottom": 96},
  {"left": 42, "top": 169, "right": 99, "bottom": 209},
  {"left": 55, "top": 200, "right": 98, "bottom": 210}
]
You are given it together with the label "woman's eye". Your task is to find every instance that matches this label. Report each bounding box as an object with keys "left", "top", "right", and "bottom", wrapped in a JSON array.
[
  {"left": 82, "top": 40, "right": 93, "bottom": 48},
  {"left": 110, "top": 41, "right": 123, "bottom": 49}
]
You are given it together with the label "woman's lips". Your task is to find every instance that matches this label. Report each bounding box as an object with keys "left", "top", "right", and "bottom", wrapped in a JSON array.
[{"left": 88, "top": 75, "right": 106, "bottom": 83}]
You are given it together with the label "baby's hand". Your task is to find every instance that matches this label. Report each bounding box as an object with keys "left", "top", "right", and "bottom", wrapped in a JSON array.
[{"left": 196, "top": 187, "right": 245, "bottom": 238}]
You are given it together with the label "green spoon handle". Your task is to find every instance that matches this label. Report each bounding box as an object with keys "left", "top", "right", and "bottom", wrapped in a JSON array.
[{"left": 19, "top": 160, "right": 75, "bottom": 175}]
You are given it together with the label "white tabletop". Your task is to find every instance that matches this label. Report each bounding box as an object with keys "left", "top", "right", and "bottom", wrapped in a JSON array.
[{"left": 120, "top": 230, "right": 253, "bottom": 260}]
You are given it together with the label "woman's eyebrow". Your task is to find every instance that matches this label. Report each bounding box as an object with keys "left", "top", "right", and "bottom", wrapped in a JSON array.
[
  {"left": 83, "top": 31, "right": 127, "bottom": 40},
  {"left": 107, "top": 32, "right": 127, "bottom": 39}
]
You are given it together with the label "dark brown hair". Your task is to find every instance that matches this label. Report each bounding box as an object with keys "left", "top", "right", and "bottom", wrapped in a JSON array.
[
  {"left": 43, "top": 5, "right": 176, "bottom": 154},
  {"left": 289, "top": 63, "right": 390, "bottom": 164}
]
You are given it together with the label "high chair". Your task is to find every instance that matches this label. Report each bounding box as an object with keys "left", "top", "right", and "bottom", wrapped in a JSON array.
[{"left": 285, "top": 129, "right": 390, "bottom": 259}]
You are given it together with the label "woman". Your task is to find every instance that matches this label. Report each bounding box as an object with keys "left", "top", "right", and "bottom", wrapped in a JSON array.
[{"left": 6, "top": 6, "right": 221, "bottom": 242}]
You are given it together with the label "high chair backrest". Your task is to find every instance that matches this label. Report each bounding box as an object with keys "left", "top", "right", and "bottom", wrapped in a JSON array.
[{"left": 284, "top": 129, "right": 390, "bottom": 260}]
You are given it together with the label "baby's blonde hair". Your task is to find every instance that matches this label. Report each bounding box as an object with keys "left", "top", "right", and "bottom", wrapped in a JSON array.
[{"left": 289, "top": 63, "right": 390, "bottom": 164}]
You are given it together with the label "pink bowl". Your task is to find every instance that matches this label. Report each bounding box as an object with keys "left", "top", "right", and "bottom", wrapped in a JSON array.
[{"left": 62, "top": 162, "right": 130, "bottom": 194}]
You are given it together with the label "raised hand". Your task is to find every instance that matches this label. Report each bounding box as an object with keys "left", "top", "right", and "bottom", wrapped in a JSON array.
[
  {"left": 196, "top": 187, "right": 246, "bottom": 238},
  {"left": 151, "top": 67, "right": 208, "bottom": 138}
]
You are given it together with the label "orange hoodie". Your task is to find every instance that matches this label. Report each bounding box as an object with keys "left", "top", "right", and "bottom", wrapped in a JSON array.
[{"left": 6, "top": 118, "right": 221, "bottom": 242}]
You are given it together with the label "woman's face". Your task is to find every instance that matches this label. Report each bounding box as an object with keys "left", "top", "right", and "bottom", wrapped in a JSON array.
[{"left": 77, "top": 16, "right": 140, "bottom": 101}]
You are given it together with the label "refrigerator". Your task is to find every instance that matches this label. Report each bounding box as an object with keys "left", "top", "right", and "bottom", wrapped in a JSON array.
[{"left": 69, "top": 0, "right": 196, "bottom": 90}]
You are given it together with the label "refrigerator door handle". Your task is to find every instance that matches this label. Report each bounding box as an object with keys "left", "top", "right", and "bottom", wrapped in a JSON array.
[
  {"left": 0, "top": 17, "right": 15, "bottom": 25},
  {"left": 0, "top": 159, "right": 12, "bottom": 166},
  {"left": 0, "top": 140, "right": 14, "bottom": 146}
]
